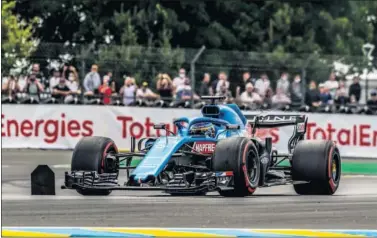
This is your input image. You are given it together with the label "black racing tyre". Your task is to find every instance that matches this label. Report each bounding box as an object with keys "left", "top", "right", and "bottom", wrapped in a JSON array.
[
  {"left": 212, "top": 137, "right": 260, "bottom": 197},
  {"left": 292, "top": 140, "right": 341, "bottom": 195},
  {"left": 71, "top": 136, "right": 119, "bottom": 196}
]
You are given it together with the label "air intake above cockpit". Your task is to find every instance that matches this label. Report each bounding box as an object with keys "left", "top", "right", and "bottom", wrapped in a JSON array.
[{"left": 201, "top": 105, "right": 220, "bottom": 117}]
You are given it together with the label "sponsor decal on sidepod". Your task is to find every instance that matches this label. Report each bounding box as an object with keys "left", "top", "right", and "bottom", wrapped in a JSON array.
[{"left": 192, "top": 142, "right": 216, "bottom": 154}]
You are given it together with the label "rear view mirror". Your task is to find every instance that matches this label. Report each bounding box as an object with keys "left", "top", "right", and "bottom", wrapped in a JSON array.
[
  {"left": 153, "top": 123, "right": 166, "bottom": 130},
  {"left": 226, "top": 124, "right": 240, "bottom": 130}
]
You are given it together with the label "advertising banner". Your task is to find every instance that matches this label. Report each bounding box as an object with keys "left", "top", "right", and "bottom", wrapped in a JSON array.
[{"left": 2, "top": 105, "right": 376, "bottom": 158}]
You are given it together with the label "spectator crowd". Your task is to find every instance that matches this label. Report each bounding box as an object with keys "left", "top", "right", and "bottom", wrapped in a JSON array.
[{"left": 2, "top": 63, "right": 377, "bottom": 115}]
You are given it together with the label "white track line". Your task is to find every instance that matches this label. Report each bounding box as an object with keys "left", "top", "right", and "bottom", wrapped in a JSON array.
[
  {"left": 2, "top": 195, "right": 144, "bottom": 200},
  {"left": 2, "top": 164, "right": 71, "bottom": 169},
  {"left": 51, "top": 164, "right": 71, "bottom": 169},
  {"left": 343, "top": 175, "right": 377, "bottom": 178},
  {"left": 4, "top": 193, "right": 377, "bottom": 201}
]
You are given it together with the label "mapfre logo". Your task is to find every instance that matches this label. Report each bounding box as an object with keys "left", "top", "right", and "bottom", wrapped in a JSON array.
[{"left": 192, "top": 142, "right": 216, "bottom": 154}]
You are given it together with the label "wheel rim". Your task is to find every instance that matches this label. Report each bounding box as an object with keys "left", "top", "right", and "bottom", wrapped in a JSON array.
[
  {"left": 247, "top": 150, "right": 258, "bottom": 185},
  {"left": 331, "top": 152, "right": 340, "bottom": 183},
  {"left": 103, "top": 147, "right": 118, "bottom": 174},
  {"left": 332, "top": 160, "right": 336, "bottom": 180}
]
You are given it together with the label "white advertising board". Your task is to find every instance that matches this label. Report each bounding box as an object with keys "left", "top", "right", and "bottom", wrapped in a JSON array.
[{"left": 2, "top": 105, "right": 376, "bottom": 158}]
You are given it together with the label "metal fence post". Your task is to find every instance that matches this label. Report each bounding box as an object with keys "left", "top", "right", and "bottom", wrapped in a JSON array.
[
  {"left": 362, "top": 43, "right": 375, "bottom": 103},
  {"left": 79, "top": 47, "right": 86, "bottom": 102},
  {"left": 301, "top": 55, "right": 312, "bottom": 105},
  {"left": 301, "top": 67, "right": 307, "bottom": 105},
  {"left": 190, "top": 45, "right": 206, "bottom": 108},
  {"left": 79, "top": 43, "right": 95, "bottom": 102},
  {"left": 366, "top": 78, "right": 369, "bottom": 103}
]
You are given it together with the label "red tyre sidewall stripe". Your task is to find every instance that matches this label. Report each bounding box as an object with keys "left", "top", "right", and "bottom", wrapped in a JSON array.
[
  {"left": 327, "top": 143, "right": 336, "bottom": 192},
  {"left": 101, "top": 142, "right": 118, "bottom": 173},
  {"left": 242, "top": 141, "right": 255, "bottom": 193}
]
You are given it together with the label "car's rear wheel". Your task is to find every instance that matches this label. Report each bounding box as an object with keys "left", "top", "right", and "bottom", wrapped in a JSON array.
[
  {"left": 71, "top": 136, "right": 119, "bottom": 196},
  {"left": 292, "top": 140, "right": 341, "bottom": 195},
  {"left": 212, "top": 137, "right": 260, "bottom": 197}
]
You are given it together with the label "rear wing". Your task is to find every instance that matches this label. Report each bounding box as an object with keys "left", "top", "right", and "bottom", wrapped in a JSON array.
[
  {"left": 246, "top": 114, "right": 308, "bottom": 153},
  {"left": 246, "top": 114, "right": 307, "bottom": 129}
]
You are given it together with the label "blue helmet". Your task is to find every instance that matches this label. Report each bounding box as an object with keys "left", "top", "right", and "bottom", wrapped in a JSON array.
[{"left": 189, "top": 122, "right": 216, "bottom": 138}]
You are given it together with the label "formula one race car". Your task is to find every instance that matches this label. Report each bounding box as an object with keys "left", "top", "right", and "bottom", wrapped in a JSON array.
[{"left": 62, "top": 96, "right": 341, "bottom": 197}]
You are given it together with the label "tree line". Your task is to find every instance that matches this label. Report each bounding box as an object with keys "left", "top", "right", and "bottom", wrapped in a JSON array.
[{"left": 2, "top": 0, "right": 377, "bottom": 87}]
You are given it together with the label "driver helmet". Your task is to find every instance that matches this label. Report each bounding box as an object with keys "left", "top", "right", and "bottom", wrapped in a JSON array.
[{"left": 189, "top": 122, "right": 216, "bottom": 138}]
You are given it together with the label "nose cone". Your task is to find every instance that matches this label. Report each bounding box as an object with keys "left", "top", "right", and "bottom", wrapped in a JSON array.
[{"left": 129, "top": 174, "right": 156, "bottom": 185}]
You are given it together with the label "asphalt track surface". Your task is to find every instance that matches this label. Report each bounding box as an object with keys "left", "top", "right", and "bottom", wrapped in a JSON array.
[{"left": 2, "top": 149, "right": 377, "bottom": 229}]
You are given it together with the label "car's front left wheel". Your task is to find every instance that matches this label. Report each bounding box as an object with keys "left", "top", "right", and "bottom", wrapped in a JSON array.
[{"left": 71, "top": 136, "right": 119, "bottom": 196}]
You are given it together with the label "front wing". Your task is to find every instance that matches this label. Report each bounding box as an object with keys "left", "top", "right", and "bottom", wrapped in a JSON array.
[{"left": 62, "top": 170, "right": 235, "bottom": 194}]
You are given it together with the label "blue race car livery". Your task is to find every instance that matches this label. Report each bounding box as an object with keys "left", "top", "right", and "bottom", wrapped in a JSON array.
[{"left": 62, "top": 96, "right": 342, "bottom": 197}]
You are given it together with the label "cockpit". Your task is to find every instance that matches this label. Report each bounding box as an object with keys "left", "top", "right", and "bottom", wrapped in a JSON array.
[{"left": 188, "top": 122, "right": 217, "bottom": 138}]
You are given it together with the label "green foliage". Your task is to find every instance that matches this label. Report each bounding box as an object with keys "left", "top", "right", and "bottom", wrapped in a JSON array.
[
  {"left": 95, "top": 3, "right": 185, "bottom": 86},
  {"left": 1, "top": 0, "right": 39, "bottom": 75},
  {"left": 10, "top": 0, "right": 377, "bottom": 84}
]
